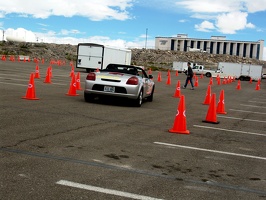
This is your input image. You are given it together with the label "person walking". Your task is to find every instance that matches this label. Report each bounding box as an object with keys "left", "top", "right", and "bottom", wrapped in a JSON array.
[{"left": 182, "top": 62, "right": 194, "bottom": 90}]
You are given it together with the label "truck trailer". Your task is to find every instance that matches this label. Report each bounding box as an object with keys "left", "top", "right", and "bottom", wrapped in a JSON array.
[
  {"left": 217, "top": 62, "right": 263, "bottom": 81},
  {"left": 76, "top": 43, "right": 132, "bottom": 72}
]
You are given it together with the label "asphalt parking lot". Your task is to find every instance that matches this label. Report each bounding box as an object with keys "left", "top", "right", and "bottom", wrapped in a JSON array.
[{"left": 0, "top": 60, "right": 266, "bottom": 200}]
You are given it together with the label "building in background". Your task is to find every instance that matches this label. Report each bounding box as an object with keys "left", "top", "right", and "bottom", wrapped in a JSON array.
[{"left": 155, "top": 34, "right": 264, "bottom": 60}]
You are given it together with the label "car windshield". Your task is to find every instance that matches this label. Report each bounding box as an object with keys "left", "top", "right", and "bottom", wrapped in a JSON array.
[{"left": 105, "top": 64, "right": 138, "bottom": 75}]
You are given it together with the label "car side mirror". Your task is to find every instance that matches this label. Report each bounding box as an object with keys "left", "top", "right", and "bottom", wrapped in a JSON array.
[{"left": 148, "top": 75, "right": 153, "bottom": 79}]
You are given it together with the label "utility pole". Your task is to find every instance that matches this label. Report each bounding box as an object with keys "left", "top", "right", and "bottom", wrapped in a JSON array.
[{"left": 145, "top": 28, "right": 148, "bottom": 49}]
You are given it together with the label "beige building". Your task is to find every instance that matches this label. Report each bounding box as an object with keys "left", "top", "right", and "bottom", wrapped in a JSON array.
[{"left": 155, "top": 34, "right": 264, "bottom": 60}]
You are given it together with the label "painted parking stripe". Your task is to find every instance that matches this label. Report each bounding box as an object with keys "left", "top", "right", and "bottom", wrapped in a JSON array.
[
  {"left": 193, "top": 125, "right": 266, "bottom": 137},
  {"left": 229, "top": 109, "right": 266, "bottom": 115},
  {"left": 154, "top": 142, "right": 266, "bottom": 161},
  {"left": 248, "top": 100, "right": 266, "bottom": 104},
  {"left": 218, "top": 116, "right": 266, "bottom": 123},
  {"left": 240, "top": 104, "right": 266, "bottom": 109},
  {"left": 56, "top": 180, "right": 163, "bottom": 200}
]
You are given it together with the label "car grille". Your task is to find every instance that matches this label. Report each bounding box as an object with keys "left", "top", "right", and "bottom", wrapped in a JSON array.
[{"left": 92, "top": 84, "right": 127, "bottom": 94}]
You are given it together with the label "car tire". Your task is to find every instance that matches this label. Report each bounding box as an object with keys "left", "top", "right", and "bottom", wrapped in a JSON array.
[
  {"left": 133, "top": 90, "right": 143, "bottom": 107},
  {"left": 147, "top": 86, "right": 154, "bottom": 102},
  {"left": 206, "top": 72, "right": 211, "bottom": 77},
  {"left": 84, "top": 93, "right": 94, "bottom": 102}
]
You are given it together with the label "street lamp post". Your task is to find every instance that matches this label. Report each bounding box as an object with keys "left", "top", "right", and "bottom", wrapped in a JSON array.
[
  {"left": 145, "top": 28, "right": 148, "bottom": 49},
  {"left": 0, "top": 28, "right": 4, "bottom": 41}
]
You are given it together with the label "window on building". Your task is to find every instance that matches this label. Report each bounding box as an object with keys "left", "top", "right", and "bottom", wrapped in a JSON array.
[
  {"left": 203, "top": 41, "right": 207, "bottom": 51},
  {"left": 217, "top": 42, "right": 220, "bottom": 54},
  {"left": 256, "top": 44, "right": 260, "bottom": 59},
  {"left": 184, "top": 40, "right": 188, "bottom": 51},
  {"left": 210, "top": 42, "right": 214, "bottom": 54},
  {"left": 223, "top": 43, "right": 227, "bottom": 54},
  {"left": 197, "top": 41, "right": 201, "bottom": 49},
  {"left": 230, "top": 43, "right": 234, "bottom": 55},
  {"left": 190, "top": 40, "right": 194, "bottom": 48},
  {"left": 243, "top": 43, "right": 247, "bottom": 57},
  {"left": 250, "top": 44, "right": 254, "bottom": 58}
]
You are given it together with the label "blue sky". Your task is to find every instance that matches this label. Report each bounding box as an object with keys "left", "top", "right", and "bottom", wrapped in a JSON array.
[{"left": 0, "top": 0, "right": 266, "bottom": 60}]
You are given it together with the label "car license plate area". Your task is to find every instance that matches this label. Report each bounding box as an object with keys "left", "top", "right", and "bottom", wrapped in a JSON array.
[{"left": 104, "top": 86, "right": 115, "bottom": 92}]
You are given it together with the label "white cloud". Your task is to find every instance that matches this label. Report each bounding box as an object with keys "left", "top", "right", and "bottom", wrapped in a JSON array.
[
  {"left": 195, "top": 20, "right": 215, "bottom": 32},
  {"left": 3, "top": 28, "right": 154, "bottom": 49},
  {"left": 175, "top": 1, "right": 259, "bottom": 34},
  {"left": 0, "top": 0, "right": 133, "bottom": 21},
  {"left": 216, "top": 11, "right": 255, "bottom": 34},
  {"left": 176, "top": 0, "right": 244, "bottom": 13}
]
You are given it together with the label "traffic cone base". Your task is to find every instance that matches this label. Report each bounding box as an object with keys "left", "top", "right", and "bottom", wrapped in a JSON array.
[{"left": 202, "top": 119, "right": 220, "bottom": 124}]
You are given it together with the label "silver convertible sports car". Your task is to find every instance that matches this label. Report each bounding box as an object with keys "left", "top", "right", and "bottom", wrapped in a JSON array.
[{"left": 84, "top": 64, "right": 155, "bottom": 107}]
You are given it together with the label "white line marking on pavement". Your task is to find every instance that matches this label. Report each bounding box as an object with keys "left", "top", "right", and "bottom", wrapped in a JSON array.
[
  {"left": 218, "top": 116, "right": 266, "bottom": 123},
  {"left": 240, "top": 104, "right": 266, "bottom": 109},
  {"left": 154, "top": 142, "right": 266, "bottom": 161},
  {"left": 56, "top": 180, "right": 164, "bottom": 200},
  {"left": 193, "top": 125, "right": 266, "bottom": 137},
  {"left": 0, "top": 81, "right": 26, "bottom": 86},
  {"left": 229, "top": 109, "right": 266, "bottom": 115},
  {"left": 248, "top": 100, "right": 266, "bottom": 104}
]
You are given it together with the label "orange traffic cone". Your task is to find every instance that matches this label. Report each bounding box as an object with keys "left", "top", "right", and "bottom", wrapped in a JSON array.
[
  {"left": 166, "top": 73, "right": 171, "bottom": 85},
  {"left": 34, "top": 65, "right": 40, "bottom": 79},
  {"left": 200, "top": 73, "right": 203, "bottom": 79},
  {"left": 22, "top": 73, "right": 39, "bottom": 100},
  {"left": 203, "top": 93, "right": 219, "bottom": 124},
  {"left": 44, "top": 67, "right": 52, "bottom": 83},
  {"left": 217, "top": 90, "right": 227, "bottom": 114},
  {"left": 66, "top": 75, "right": 79, "bottom": 96},
  {"left": 157, "top": 72, "right": 162, "bottom": 82},
  {"left": 255, "top": 82, "right": 260, "bottom": 90},
  {"left": 202, "top": 85, "right": 211, "bottom": 105},
  {"left": 194, "top": 76, "right": 199, "bottom": 87},
  {"left": 96, "top": 68, "right": 100, "bottom": 72},
  {"left": 209, "top": 77, "right": 213, "bottom": 85},
  {"left": 175, "top": 70, "right": 179, "bottom": 76},
  {"left": 169, "top": 95, "right": 189, "bottom": 134},
  {"left": 76, "top": 72, "right": 82, "bottom": 90},
  {"left": 167, "top": 70, "right": 170, "bottom": 76},
  {"left": 173, "top": 80, "right": 181, "bottom": 98},
  {"left": 249, "top": 78, "right": 252, "bottom": 83},
  {"left": 236, "top": 80, "right": 241, "bottom": 90},
  {"left": 69, "top": 66, "right": 75, "bottom": 77},
  {"left": 148, "top": 68, "right": 152, "bottom": 74}
]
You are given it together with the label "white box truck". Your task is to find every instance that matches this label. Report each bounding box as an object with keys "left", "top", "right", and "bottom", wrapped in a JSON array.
[
  {"left": 76, "top": 43, "right": 132, "bottom": 72},
  {"left": 217, "top": 62, "right": 263, "bottom": 81},
  {"left": 172, "top": 61, "right": 189, "bottom": 72}
]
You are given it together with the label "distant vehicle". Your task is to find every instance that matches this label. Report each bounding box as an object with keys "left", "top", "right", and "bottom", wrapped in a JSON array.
[
  {"left": 216, "top": 62, "right": 263, "bottom": 81},
  {"left": 191, "top": 65, "right": 215, "bottom": 77},
  {"left": 76, "top": 43, "right": 132, "bottom": 73},
  {"left": 84, "top": 64, "right": 155, "bottom": 107},
  {"left": 262, "top": 73, "right": 266, "bottom": 79},
  {"left": 172, "top": 61, "right": 190, "bottom": 72}
]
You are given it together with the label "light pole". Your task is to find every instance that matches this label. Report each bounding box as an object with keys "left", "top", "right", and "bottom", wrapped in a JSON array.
[
  {"left": 145, "top": 28, "right": 148, "bottom": 49},
  {"left": 0, "top": 28, "right": 4, "bottom": 41}
]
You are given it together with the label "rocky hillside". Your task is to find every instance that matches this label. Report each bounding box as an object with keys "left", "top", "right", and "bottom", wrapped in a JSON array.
[{"left": 0, "top": 41, "right": 265, "bottom": 70}]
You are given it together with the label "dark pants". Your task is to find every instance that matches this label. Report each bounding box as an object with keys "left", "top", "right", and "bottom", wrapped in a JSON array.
[{"left": 184, "top": 76, "right": 194, "bottom": 88}]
